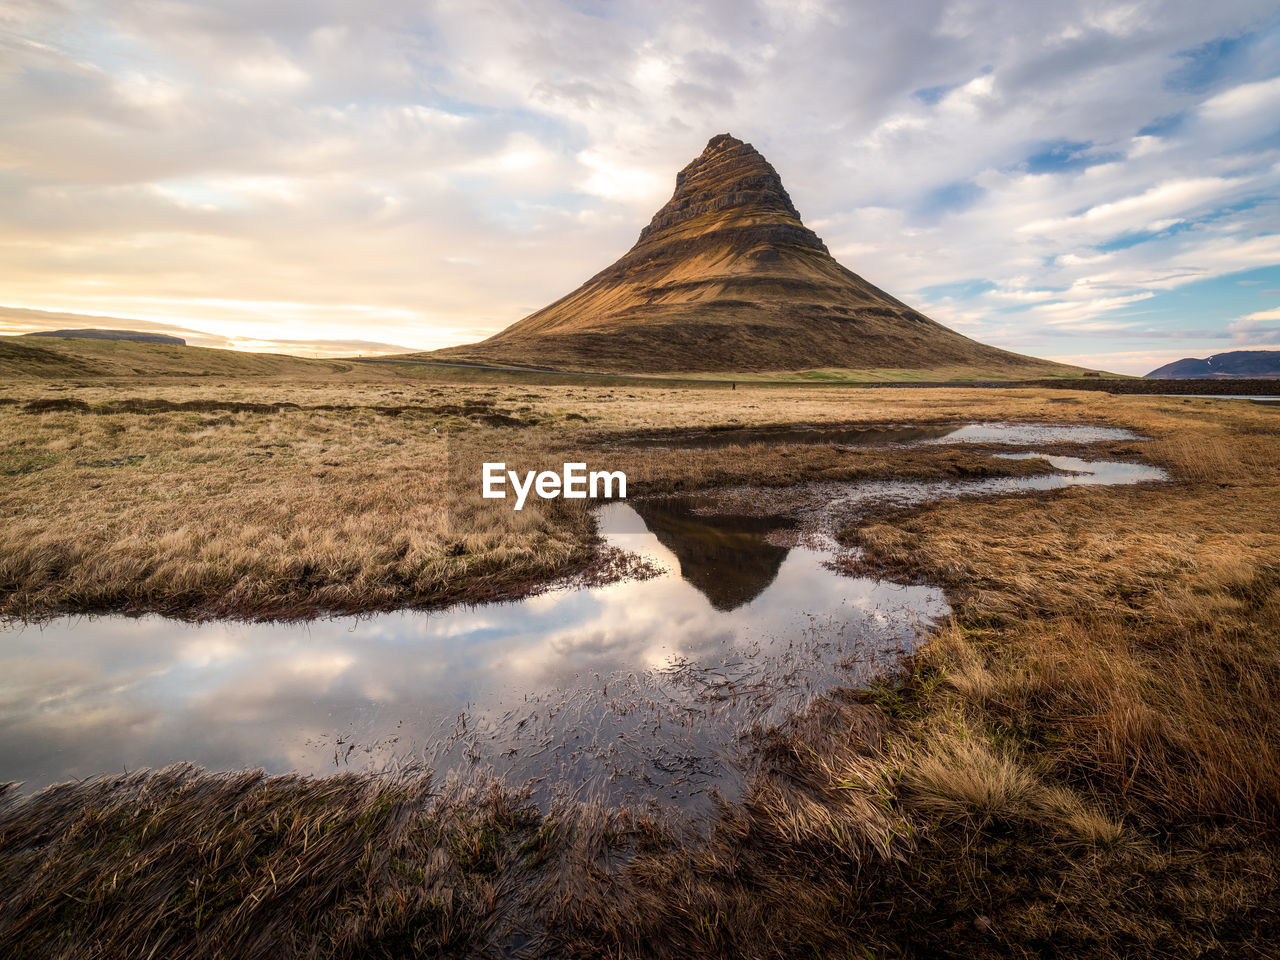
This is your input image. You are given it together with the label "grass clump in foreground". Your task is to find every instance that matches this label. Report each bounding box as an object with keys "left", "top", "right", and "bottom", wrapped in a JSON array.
[
  {"left": 1, "top": 374, "right": 1279, "bottom": 956},
  {"left": 0, "top": 767, "right": 615, "bottom": 958}
]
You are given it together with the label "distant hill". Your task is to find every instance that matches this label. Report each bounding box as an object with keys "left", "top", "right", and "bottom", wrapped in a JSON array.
[
  {"left": 23, "top": 328, "right": 186, "bottom": 345},
  {"left": 430, "top": 134, "right": 1087, "bottom": 378},
  {"left": 1145, "top": 350, "right": 1280, "bottom": 379},
  {"left": 0, "top": 335, "right": 353, "bottom": 379}
]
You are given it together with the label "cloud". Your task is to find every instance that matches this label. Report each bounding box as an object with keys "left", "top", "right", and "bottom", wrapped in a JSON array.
[
  {"left": 1037, "top": 292, "right": 1155, "bottom": 323},
  {"left": 0, "top": 0, "right": 1277, "bottom": 372},
  {"left": 1198, "top": 74, "right": 1280, "bottom": 121},
  {"left": 0, "top": 305, "right": 415, "bottom": 356},
  {"left": 1045, "top": 344, "right": 1280, "bottom": 375},
  {"left": 1227, "top": 307, "right": 1280, "bottom": 344},
  {"left": 1018, "top": 176, "right": 1243, "bottom": 237}
]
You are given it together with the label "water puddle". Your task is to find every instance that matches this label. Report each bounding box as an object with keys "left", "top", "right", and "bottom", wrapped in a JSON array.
[
  {"left": 1155, "top": 394, "right": 1280, "bottom": 406},
  {"left": 701, "top": 455, "right": 1168, "bottom": 531},
  {"left": 831, "top": 454, "right": 1166, "bottom": 512},
  {"left": 0, "top": 441, "right": 1167, "bottom": 812},
  {"left": 620, "top": 421, "right": 1138, "bottom": 449},
  {"left": 619, "top": 424, "right": 957, "bottom": 448},
  {"left": 919, "top": 423, "right": 1139, "bottom": 445},
  {"left": 0, "top": 503, "right": 945, "bottom": 809}
]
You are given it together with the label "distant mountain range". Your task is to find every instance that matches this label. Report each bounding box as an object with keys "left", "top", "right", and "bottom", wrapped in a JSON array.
[
  {"left": 23, "top": 328, "right": 186, "bottom": 345},
  {"left": 1145, "top": 350, "right": 1280, "bottom": 379},
  {"left": 430, "top": 134, "right": 1084, "bottom": 378}
]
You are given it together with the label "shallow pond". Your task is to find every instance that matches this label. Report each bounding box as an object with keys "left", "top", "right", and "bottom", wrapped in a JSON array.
[
  {"left": 831, "top": 454, "right": 1167, "bottom": 511},
  {"left": 1156, "top": 395, "right": 1280, "bottom": 405},
  {"left": 0, "top": 442, "right": 1168, "bottom": 811},
  {"left": 696, "top": 455, "right": 1167, "bottom": 529},
  {"left": 0, "top": 503, "right": 945, "bottom": 809},
  {"left": 619, "top": 421, "right": 1138, "bottom": 449}
]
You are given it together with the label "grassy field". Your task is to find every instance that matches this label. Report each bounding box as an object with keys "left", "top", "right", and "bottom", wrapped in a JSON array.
[
  {"left": 3, "top": 367, "right": 1097, "bottom": 621},
  {"left": 1, "top": 361, "right": 1278, "bottom": 957},
  {"left": 398, "top": 357, "right": 1110, "bottom": 383},
  {"left": 665, "top": 365, "right": 1120, "bottom": 382}
]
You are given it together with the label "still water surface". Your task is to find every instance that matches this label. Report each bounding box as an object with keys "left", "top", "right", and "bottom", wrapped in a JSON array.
[
  {"left": 0, "top": 431, "right": 1167, "bottom": 809},
  {"left": 620, "top": 421, "right": 1139, "bottom": 449},
  {"left": 1156, "top": 395, "right": 1280, "bottom": 405},
  {"left": 1, "top": 504, "right": 945, "bottom": 808}
]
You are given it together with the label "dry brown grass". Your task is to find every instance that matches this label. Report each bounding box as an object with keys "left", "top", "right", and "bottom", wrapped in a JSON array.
[
  {"left": 0, "top": 376, "right": 1115, "bottom": 620},
  {"left": 2, "top": 373, "right": 1279, "bottom": 956},
  {"left": 544, "top": 397, "right": 1280, "bottom": 957},
  {"left": 0, "top": 765, "right": 662, "bottom": 959}
]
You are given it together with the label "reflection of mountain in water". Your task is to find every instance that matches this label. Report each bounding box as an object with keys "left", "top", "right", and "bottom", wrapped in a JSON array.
[{"left": 630, "top": 498, "right": 794, "bottom": 611}]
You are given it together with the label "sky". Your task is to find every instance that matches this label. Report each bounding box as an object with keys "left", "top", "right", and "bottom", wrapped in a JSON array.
[{"left": 1, "top": 0, "right": 1278, "bottom": 373}]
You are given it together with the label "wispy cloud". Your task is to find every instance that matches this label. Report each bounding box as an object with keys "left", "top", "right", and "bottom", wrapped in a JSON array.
[
  {"left": 1227, "top": 307, "right": 1280, "bottom": 343},
  {"left": 0, "top": 306, "right": 414, "bottom": 357},
  {"left": 0, "top": 0, "right": 1277, "bottom": 371}
]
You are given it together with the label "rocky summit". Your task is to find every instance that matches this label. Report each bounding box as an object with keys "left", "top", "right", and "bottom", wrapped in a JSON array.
[{"left": 433, "top": 134, "right": 1080, "bottom": 375}]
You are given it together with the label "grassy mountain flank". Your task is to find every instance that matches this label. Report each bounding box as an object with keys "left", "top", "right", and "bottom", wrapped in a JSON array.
[{"left": 0, "top": 336, "right": 352, "bottom": 379}]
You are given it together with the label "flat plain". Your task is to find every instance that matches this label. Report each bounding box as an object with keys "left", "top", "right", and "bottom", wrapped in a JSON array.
[{"left": 1, "top": 342, "right": 1278, "bottom": 957}]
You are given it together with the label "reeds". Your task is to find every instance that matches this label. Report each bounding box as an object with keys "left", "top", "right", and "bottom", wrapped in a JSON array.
[
  {"left": 1, "top": 377, "right": 1105, "bottom": 621},
  {"left": 2, "top": 375, "right": 1279, "bottom": 955},
  {"left": 0, "top": 765, "right": 666, "bottom": 959}
]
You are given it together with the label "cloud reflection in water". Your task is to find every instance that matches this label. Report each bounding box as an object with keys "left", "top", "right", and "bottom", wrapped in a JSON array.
[{"left": 0, "top": 502, "right": 947, "bottom": 808}]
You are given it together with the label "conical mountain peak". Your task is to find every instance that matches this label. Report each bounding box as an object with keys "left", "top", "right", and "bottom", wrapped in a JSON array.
[
  {"left": 433, "top": 135, "right": 1079, "bottom": 377},
  {"left": 635, "top": 134, "right": 825, "bottom": 253}
]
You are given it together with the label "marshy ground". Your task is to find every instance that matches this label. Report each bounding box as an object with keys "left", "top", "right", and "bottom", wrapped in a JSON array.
[
  {"left": 1, "top": 364, "right": 1278, "bottom": 957},
  {"left": 0, "top": 371, "right": 1158, "bottom": 620}
]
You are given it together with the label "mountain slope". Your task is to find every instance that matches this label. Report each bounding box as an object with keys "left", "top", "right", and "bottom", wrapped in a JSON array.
[
  {"left": 23, "top": 328, "right": 186, "bottom": 345},
  {"left": 1146, "top": 350, "right": 1280, "bottom": 379},
  {"left": 431, "top": 134, "right": 1084, "bottom": 377},
  {"left": 0, "top": 336, "right": 352, "bottom": 379}
]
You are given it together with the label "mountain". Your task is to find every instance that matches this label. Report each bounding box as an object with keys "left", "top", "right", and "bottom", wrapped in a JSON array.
[
  {"left": 1145, "top": 350, "right": 1280, "bottom": 379},
  {"left": 431, "top": 134, "right": 1083, "bottom": 377},
  {"left": 24, "top": 328, "right": 186, "bottom": 345},
  {"left": 0, "top": 335, "right": 350, "bottom": 379}
]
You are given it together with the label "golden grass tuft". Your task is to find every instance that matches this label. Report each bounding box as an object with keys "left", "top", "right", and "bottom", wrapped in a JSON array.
[
  {"left": 904, "top": 720, "right": 1041, "bottom": 820},
  {"left": 2, "top": 373, "right": 1279, "bottom": 955}
]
